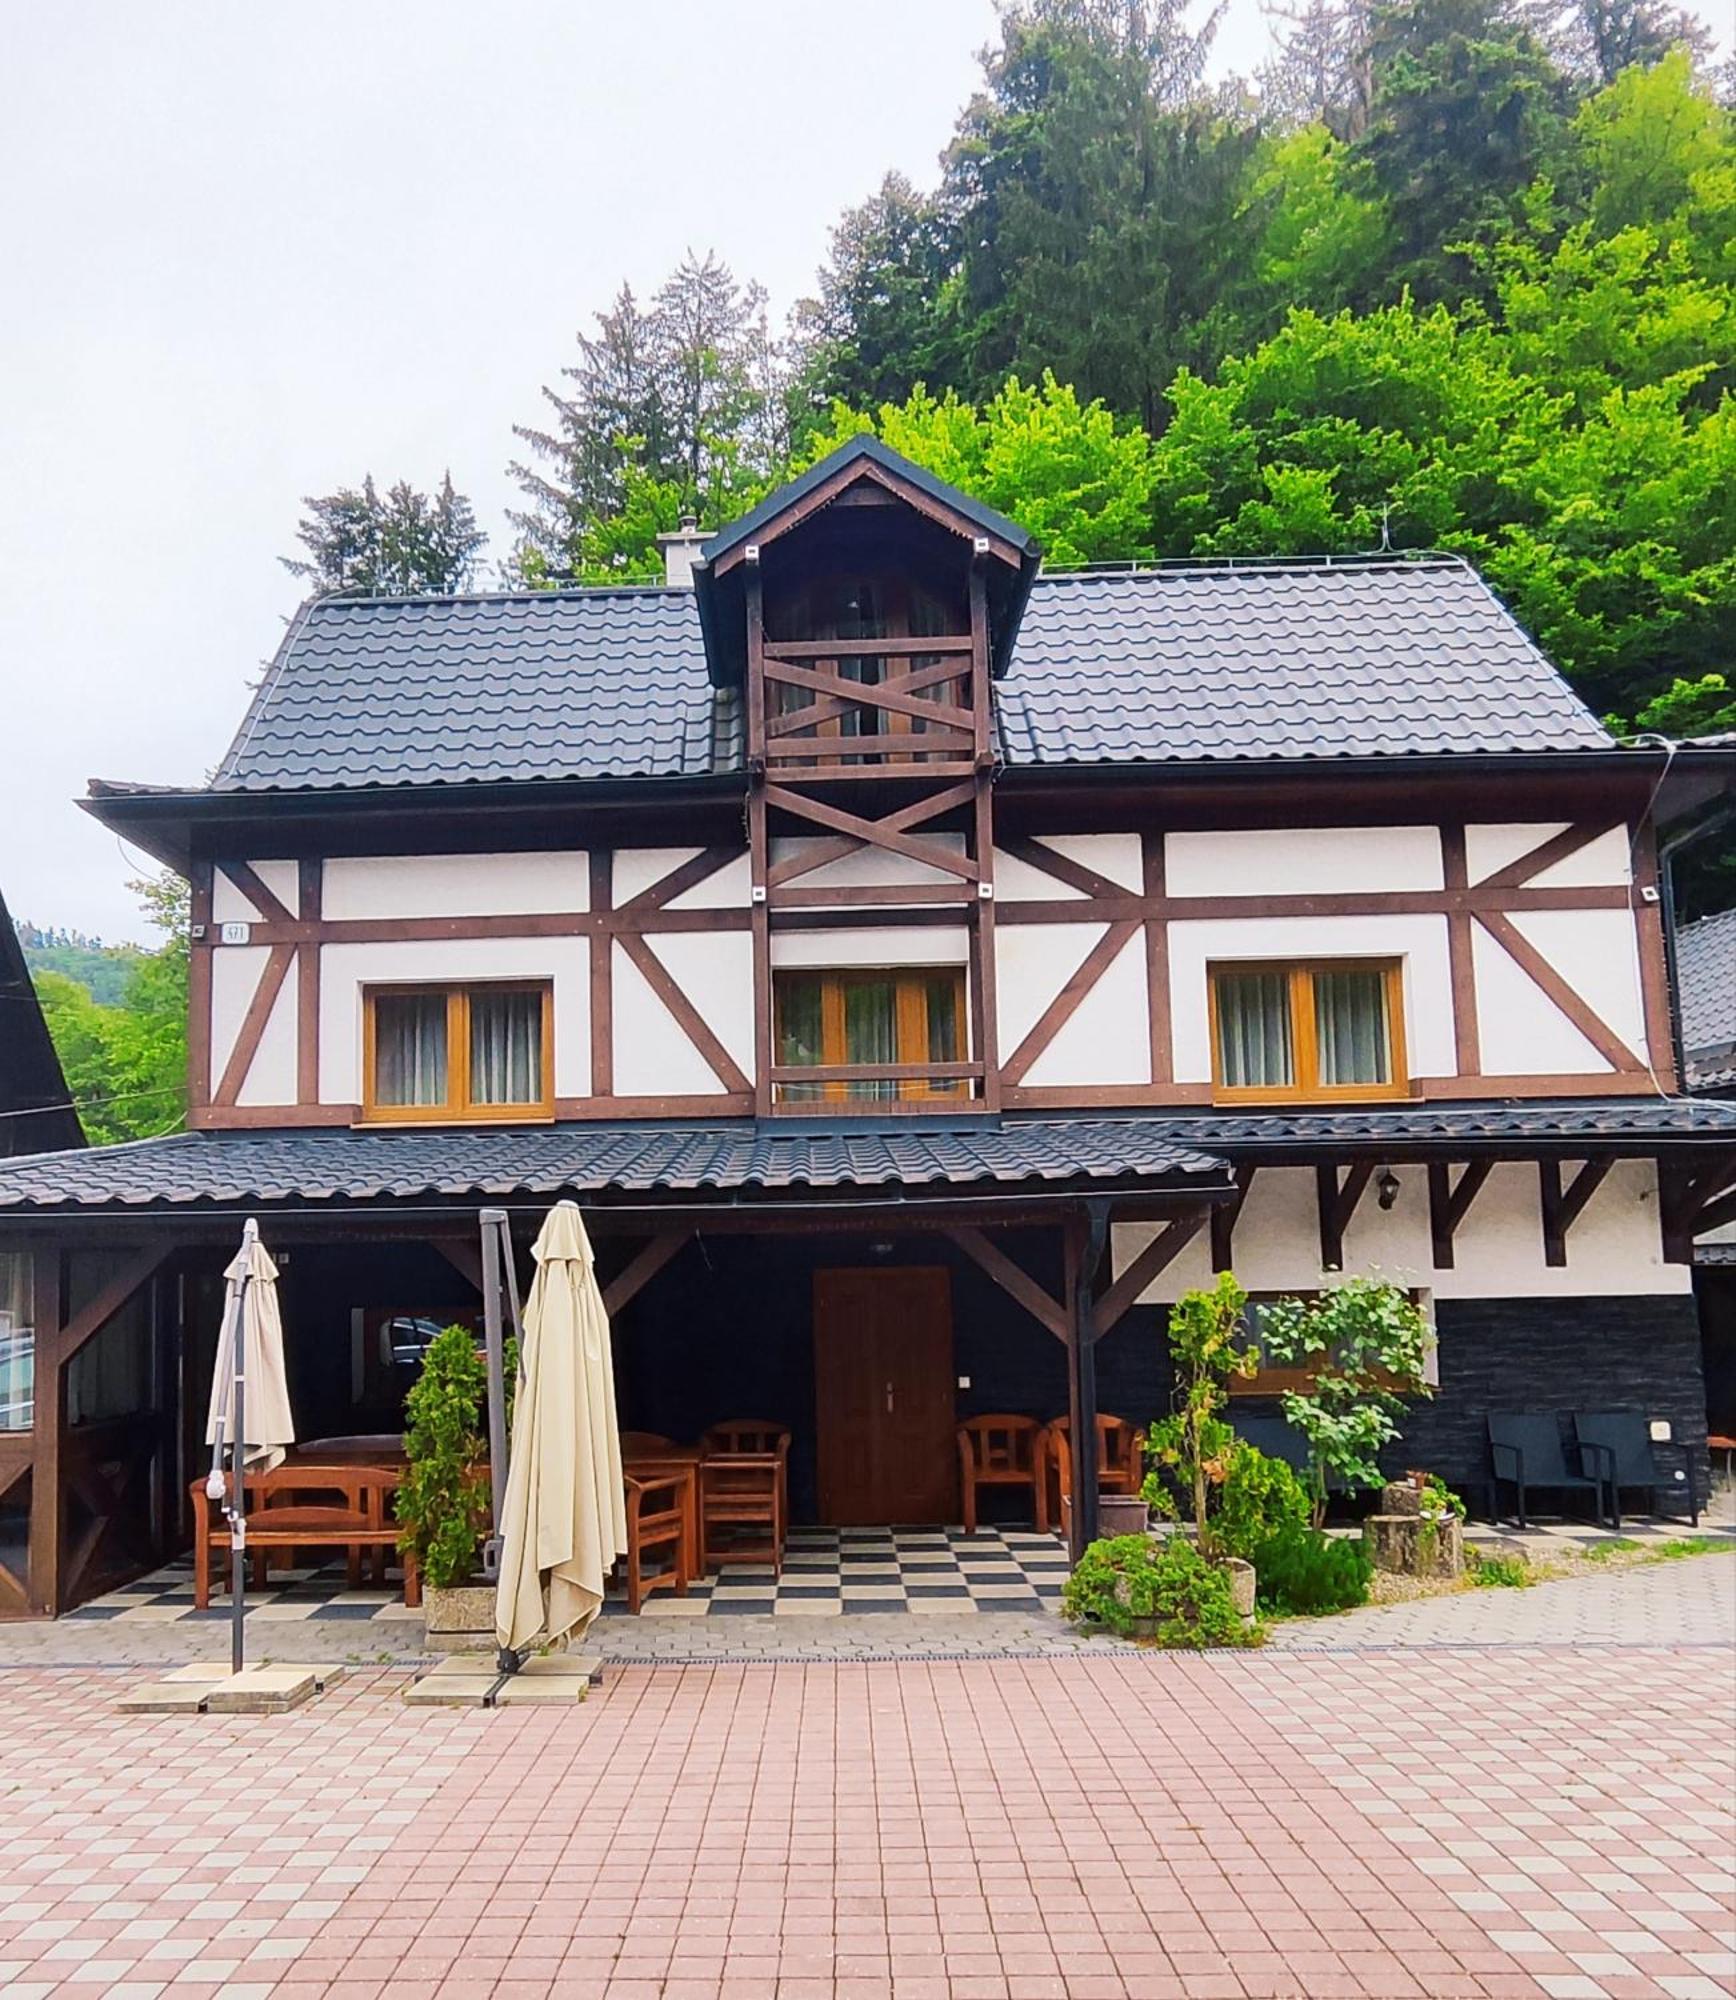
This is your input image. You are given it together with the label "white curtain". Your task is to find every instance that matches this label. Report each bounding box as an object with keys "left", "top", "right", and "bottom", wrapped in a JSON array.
[
  {"left": 1218, "top": 971, "right": 1294, "bottom": 1088},
  {"left": 845, "top": 977, "right": 897, "bottom": 1100},
  {"left": 1315, "top": 968, "right": 1390, "bottom": 1086},
  {"left": 376, "top": 993, "right": 448, "bottom": 1106},
  {"left": 0, "top": 1251, "right": 32, "bottom": 1433},
  {"left": 472, "top": 990, "right": 542, "bottom": 1105}
]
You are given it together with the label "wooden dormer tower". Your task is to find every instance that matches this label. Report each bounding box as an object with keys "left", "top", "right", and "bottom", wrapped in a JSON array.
[{"left": 693, "top": 437, "right": 1041, "bottom": 1117}]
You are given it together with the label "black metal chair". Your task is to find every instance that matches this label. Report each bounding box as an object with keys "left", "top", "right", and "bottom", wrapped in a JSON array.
[
  {"left": 1487, "top": 1413, "right": 1612, "bottom": 1528},
  {"left": 1572, "top": 1412, "right": 1699, "bottom": 1529}
]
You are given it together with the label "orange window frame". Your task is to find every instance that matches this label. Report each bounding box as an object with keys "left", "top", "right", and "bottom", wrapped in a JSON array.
[
  {"left": 773, "top": 967, "right": 968, "bottom": 1100},
  {"left": 1208, "top": 958, "right": 1409, "bottom": 1105},
  {"left": 361, "top": 981, "right": 554, "bottom": 1125},
  {"left": 1229, "top": 1292, "right": 1431, "bottom": 1396}
]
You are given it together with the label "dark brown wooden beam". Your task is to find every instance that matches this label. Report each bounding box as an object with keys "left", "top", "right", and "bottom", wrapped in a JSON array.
[
  {"left": 1000, "top": 920, "right": 1142, "bottom": 1088},
  {"left": 1426, "top": 1159, "right": 1493, "bottom": 1270},
  {"left": 1092, "top": 1214, "right": 1206, "bottom": 1341},
  {"left": 1539, "top": 1156, "right": 1615, "bottom": 1267},
  {"left": 1479, "top": 820, "right": 1618, "bottom": 890},
  {"left": 1317, "top": 1161, "right": 1375, "bottom": 1271},
  {"left": 211, "top": 944, "right": 296, "bottom": 1108},
  {"left": 431, "top": 1239, "right": 484, "bottom": 1292},
  {"left": 998, "top": 835, "right": 1129, "bottom": 904},
  {"left": 1440, "top": 824, "right": 1481, "bottom": 1077},
  {"left": 601, "top": 1233, "right": 690, "bottom": 1318},
  {"left": 1473, "top": 910, "right": 1644, "bottom": 1074},
  {"left": 27, "top": 1249, "right": 63, "bottom": 1616},
  {"left": 217, "top": 860, "right": 296, "bottom": 927},
  {"left": 589, "top": 850, "right": 613, "bottom": 1099},
  {"left": 296, "top": 860, "right": 321, "bottom": 1106},
  {"left": 1210, "top": 1168, "right": 1256, "bottom": 1273},
  {"left": 948, "top": 1227, "right": 1069, "bottom": 1341},
  {"left": 614, "top": 932, "right": 752, "bottom": 1096}
]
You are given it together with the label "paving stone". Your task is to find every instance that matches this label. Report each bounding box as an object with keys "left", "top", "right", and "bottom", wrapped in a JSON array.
[
  {"left": 202, "top": 1667, "right": 317, "bottom": 1714},
  {"left": 513, "top": 1652, "right": 600, "bottom": 1681},
  {"left": 115, "top": 1684, "right": 209, "bottom": 1714},
  {"left": 492, "top": 1675, "right": 586, "bottom": 1706},
  {"left": 402, "top": 1671, "right": 497, "bottom": 1707}
]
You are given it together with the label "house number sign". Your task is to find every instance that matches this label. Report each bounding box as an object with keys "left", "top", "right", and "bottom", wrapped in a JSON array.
[{"left": 219, "top": 921, "right": 251, "bottom": 945}]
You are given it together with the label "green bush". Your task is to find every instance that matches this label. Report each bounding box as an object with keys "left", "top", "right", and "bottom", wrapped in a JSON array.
[
  {"left": 1062, "top": 1533, "right": 1261, "bottom": 1647},
  {"left": 396, "top": 1324, "right": 491, "bottom": 1589},
  {"left": 1469, "top": 1549, "right": 1531, "bottom": 1588},
  {"left": 1251, "top": 1523, "right": 1372, "bottom": 1615},
  {"left": 1216, "top": 1445, "right": 1312, "bottom": 1562}
]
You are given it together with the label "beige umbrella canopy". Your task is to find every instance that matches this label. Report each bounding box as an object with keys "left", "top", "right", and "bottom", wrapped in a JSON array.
[
  {"left": 204, "top": 1218, "right": 295, "bottom": 1472},
  {"left": 495, "top": 1201, "right": 627, "bottom": 1653}
]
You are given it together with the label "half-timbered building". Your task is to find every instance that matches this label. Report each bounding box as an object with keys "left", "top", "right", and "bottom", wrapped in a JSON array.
[{"left": 3, "top": 435, "right": 1734, "bottom": 1613}]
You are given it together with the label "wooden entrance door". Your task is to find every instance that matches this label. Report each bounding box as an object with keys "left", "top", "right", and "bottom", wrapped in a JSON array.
[{"left": 813, "top": 1268, "right": 956, "bottom": 1525}]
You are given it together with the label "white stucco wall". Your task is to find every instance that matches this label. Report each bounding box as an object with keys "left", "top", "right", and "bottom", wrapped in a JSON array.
[
  {"left": 771, "top": 928, "right": 969, "bottom": 969},
  {"left": 610, "top": 932, "right": 754, "bottom": 1095},
  {"left": 1464, "top": 822, "right": 1631, "bottom": 887},
  {"left": 321, "top": 852, "right": 588, "bottom": 919},
  {"left": 212, "top": 859, "right": 299, "bottom": 923},
  {"left": 1166, "top": 826, "right": 1444, "bottom": 897},
  {"left": 1112, "top": 1159, "right": 1690, "bottom": 1305},
  {"left": 209, "top": 945, "right": 299, "bottom": 1101}
]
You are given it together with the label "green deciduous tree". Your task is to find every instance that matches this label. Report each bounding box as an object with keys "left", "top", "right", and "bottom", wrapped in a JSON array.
[
  {"left": 803, "top": 374, "right": 1156, "bottom": 567},
  {"left": 282, "top": 473, "right": 485, "bottom": 596}
]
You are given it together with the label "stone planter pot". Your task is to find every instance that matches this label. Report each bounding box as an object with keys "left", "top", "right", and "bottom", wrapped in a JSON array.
[
  {"left": 423, "top": 1582, "right": 495, "bottom": 1653},
  {"left": 1060, "top": 1492, "right": 1150, "bottom": 1540}
]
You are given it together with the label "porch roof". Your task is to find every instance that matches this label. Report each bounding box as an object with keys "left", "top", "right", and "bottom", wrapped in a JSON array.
[
  {"left": 0, "top": 1116, "right": 1229, "bottom": 1216},
  {"left": 0, "top": 1098, "right": 1732, "bottom": 1219}
]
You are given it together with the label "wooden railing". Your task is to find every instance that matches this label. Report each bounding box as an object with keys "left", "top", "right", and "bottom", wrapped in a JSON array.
[
  {"left": 769, "top": 1059, "right": 985, "bottom": 1108},
  {"left": 759, "top": 634, "right": 981, "bottom": 776}
]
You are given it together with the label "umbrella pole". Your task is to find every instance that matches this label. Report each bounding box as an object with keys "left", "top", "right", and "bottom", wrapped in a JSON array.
[
  {"left": 229, "top": 1268, "right": 250, "bottom": 1676},
  {"left": 479, "top": 1209, "right": 509, "bottom": 1544}
]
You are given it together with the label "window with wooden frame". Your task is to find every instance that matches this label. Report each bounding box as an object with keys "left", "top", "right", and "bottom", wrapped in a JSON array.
[
  {"left": 362, "top": 983, "right": 552, "bottom": 1123},
  {"left": 1230, "top": 1293, "right": 1438, "bottom": 1396},
  {"left": 773, "top": 967, "right": 968, "bottom": 1102},
  {"left": 1209, "top": 959, "right": 1408, "bottom": 1103}
]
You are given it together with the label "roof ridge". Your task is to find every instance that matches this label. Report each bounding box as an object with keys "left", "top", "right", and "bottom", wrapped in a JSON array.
[{"left": 308, "top": 581, "right": 696, "bottom": 610}]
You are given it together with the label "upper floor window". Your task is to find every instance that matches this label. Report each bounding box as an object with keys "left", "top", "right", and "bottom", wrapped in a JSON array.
[
  {"left": 363, "top": 983, "right": 551, "bottom": 1123},
  {"left": 1210, "top": 959, "right": 1407, "bottom": 1103},
  {"left": 774, "top": 967, "right": 967, "bottom": 1103}
]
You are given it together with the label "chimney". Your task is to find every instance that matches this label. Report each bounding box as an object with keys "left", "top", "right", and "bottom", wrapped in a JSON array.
[{"left": 655, "top": 515, "right": 708, "bottom": 588}]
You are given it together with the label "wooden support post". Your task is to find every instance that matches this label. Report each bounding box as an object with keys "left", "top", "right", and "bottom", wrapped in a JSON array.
[
  {"left": 746, "top": 569, "right": 773, "bottom": 1117},
  {"left": 1210, "top": 1169, "right": 1255, "bottom": 1273},
  {"left": 1426, "top": 1159, "right": 1493, "bottom": 1271},
  {"left": 1316, "top": 1162, "right": 1374, "bottom": 1272},
  {"left": 1063, "top": 1205, "right": 1109, "bottom": 1561},
  {"left": 27, "top": 1247, "right": 63, "bottom": 1616},
  {"left": 601, "top": 1233, "right": 690, "bottom": 1319},
  {"left": 1540, "top": 1156, "right": 1614, "bottom": 1268},
  {"left": 296, "top": 859, "right": 322, "bottom": 1106},
  {"left": 589, "top": 850, "right": 613, "bottom": 1098}
]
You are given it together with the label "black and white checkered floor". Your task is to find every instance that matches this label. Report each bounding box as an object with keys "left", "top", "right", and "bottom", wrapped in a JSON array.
[{"left": 65, "top": 1525, "right": 1073, "bottom": 1625}]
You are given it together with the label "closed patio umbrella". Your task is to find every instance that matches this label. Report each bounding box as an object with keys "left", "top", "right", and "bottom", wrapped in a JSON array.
[
  {"left": 205, "top": 1218, "right": 294, "bottom": 1472},
  {"left": 495, "top": 1201, "right": 627, "bottom": 1654}
]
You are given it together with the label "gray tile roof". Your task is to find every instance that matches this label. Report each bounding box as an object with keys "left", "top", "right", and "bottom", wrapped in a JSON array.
[
  {"left": 0, "top": 1118, "right": 1227, "bottom": 1213},
  {"left": 1677, "top": 909, "right": 1736, "bottom": 1091},
  {"left": 210, "top": 556, "right": 1610, "bottom": 794},
  {"left": 1, "top": 1100, "right": 1732, "bottom": 1216},
  {"left": 995, "top": 559, "right": 1611, "bottom": 766}
]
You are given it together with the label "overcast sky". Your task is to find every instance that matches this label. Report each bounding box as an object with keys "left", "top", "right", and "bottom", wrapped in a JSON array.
[{"left": 4, "top": 1, "right": 1729, "bottom": 946}]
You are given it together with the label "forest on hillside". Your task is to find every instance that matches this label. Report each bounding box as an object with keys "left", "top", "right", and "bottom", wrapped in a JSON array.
[{"left": 290, "top": 0, "right": 1735, "bottom": 753}]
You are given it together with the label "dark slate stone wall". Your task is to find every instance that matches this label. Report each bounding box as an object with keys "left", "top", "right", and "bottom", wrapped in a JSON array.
[{"left": 1408, "top": 1294, "right": 1709, "bottom": 1516}]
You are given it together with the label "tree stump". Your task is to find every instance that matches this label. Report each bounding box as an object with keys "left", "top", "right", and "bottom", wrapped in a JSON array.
[{"left": 1364, "top": 1509, "right": 1463, "bottom": 1578}]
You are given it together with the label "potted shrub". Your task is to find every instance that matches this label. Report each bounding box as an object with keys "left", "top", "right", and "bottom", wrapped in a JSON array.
[
  {"left": 395, "top": 1323, "right": 494, "bottom": 1649},
  {"left": 1061, "top": 1533, "right": 1262, "bottom": 1646}
]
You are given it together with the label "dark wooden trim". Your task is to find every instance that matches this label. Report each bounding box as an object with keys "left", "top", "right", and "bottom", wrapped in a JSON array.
[
  {"left": 768, "top": 1061, "right": 981, "bottom": 1085},
  {"left": 296, "top": 859, "right": 321, "bottom": 1106},
  {"left": 1210, "top": 1168, "right": 1255, "bottom": 1272},
  {"left": 998, "top": 835, "right": 1129, "bottom": 904},
  {"left": 1143, "top": 833, "right": 1172, "bottom": 1089},
  {"left": 771, "top": 885, "right": 974, "bottom": 912},
  {"left": 747, "top": 572, "right": 773, "bottom": 1119},
  {"left": 555, "top": 1092, "right": 756, "bottom": 1120},
  {"left": 765, "top": 780, "right": 979, "bottom": 892},
  {"left": 54, "top": 1248, "right": 174, "bottom": 1363},
  {"left": 707, "top": 456, "right": 1024, "bottom": 574},
  {"left": 1417, "top": 1073, "right": 1665, "bottom": 1099},
  {"left": 188, "top": 862, "right": 214, "bottom": 1111},
  {"left": 211, "top": 944, "right": 296, "bottom": 1108},
  {"left": 1000, "top": 921, "right": 1142, "bottom": 1088},
  {"left": 1538, "top": 1156, "right": 1615, "bottom": 1268},
  {"left": 615, "top": 844, "right": 740, "bottom": 915},
  {"left": 1003, "top": 1081, "right": 1216, "bottom": 1108},
  {"left": 1631, "top": 826, "right": 1678, "bottom": 1090},
  {"left": 1440, "top": 824, "right": 1481, "bottom": 1077},
  {"left": 1479, "top": 820, "right": 1617, "bottom": 890},
  {"left": 969, "top": 564, "right": 1001, "bottom": 1117},
  {"left": 762, "top": 634, "right": 974, "bottom": 662},
  {"left": 190, "top": 1103, "right": 360, "bottom": 1129},
  {"left": 431, "top": 1239, "right": 484, "bottom": 1292},
  {"left": 762, "top": 785, "right": 981, "bottom": 882},
  {"left": 589, "top": 851, "right": 613, "bottom": 1099},
  {"left": 948, "top": 1227, "right": 1068, "bottom": 1341},
  {"left": 762, "top": 659, "right": 973, "bottom": 733},
  {"left": 1092, "top": 1214, "right": 1206, "bottom": 1340},
  {"left": 217, "top": 860, "right": 296, "bottom": 927},
  {"left": 601, "top": 1233, "right": 690, "bottom": 1318},
  {"left": 1471, "top": 910, "right": 1645, "bottom": 1073},
  {"left": 1426, "top": 1159, "right": 1492, "bottom": 1269},
  {"left": 1316, "top": 1161, "right": 1375, "bottom": 1270},
  {"left": 613, "top": 932, "right": 752, "bottom": 1096},
  {"left": 992, "top": 883, "right": 1634, "bottom": 924}
]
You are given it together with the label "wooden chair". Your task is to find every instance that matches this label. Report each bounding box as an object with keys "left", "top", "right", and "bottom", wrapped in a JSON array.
[
  {"left": 956, "top": 1414, "right": 1045, "bottom": 1533},
  {"left": 621, "top": 1468, "right": 690, "bottom": 1612},
  {"left": 1042, "top": 1416, "right": 1146, "bottom": 1529},
  {"left": 699, "top": 1453, "right": 785, "bottom": 1573},
  {"left": 619, "top": 1430, "right": 678, "bottom": 1456},
  {"left": 702, "top": 1419, "right": 791, "bottom": 1531}
]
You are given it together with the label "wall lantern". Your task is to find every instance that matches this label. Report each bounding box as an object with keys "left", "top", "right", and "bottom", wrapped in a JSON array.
[{"left": 1375, "top": 1167, "right": 1402, "bottom": 1211}]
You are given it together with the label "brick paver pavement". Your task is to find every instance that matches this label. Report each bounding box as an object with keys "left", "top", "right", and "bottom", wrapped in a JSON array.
[{"left": 0, "top": 1561, "right": 1730, "bottom": 2000}]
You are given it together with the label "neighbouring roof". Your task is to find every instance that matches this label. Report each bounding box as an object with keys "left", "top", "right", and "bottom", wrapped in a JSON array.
[
  {"left": 1677, "top": 908, "right": 1736, "bottom": 1094},
  {"left": 2, "top": 1100, "right": 1734, "bottom": 1217},
  {"left": 0, "top": 1118, "right": 1228, "bottom": 1214},
  {"left": 0, "top": 892, "right": 84, "bottom": 1159},
  {"left": 204, "top": 555, "right": 1612, "bottom": 796}
]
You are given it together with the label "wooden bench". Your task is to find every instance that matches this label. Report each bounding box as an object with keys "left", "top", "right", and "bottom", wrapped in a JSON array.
[{"left": 189, "top": 1464, "right": 420, "bottom": 1610}]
